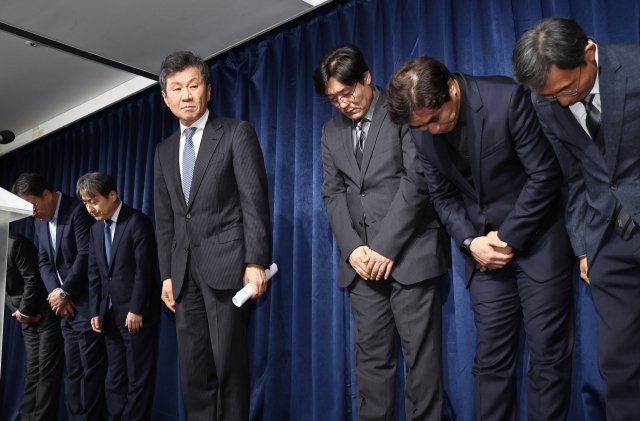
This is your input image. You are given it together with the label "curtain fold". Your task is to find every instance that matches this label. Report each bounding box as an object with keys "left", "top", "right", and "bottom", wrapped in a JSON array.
[{"left": 2, "top": 1, "right": 639, "bottom": 420}]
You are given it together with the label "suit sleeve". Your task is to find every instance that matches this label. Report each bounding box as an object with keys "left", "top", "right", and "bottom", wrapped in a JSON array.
[
  {"left": 13, "top": 237, "right": 42, "bottom": 317},
  {"left": 129, "top": 214, "right": 157, "bottom": 316},
  {"left": 37, "top": 226, "right": 62, "bottom": 294},
  {"left": 320, "top": 125, "right": 365, "bottom": 260},
  {"left": 534, "top": 106, "right": 587, "bottom": 256},
  {"left": 60, "top": 207, "right": 93, "bottom": 297},
  {"left": 87, "top": 228, "right": 101, "bottom": 318},
  {"left": 413, "top": 134, "right": 478, "bottom": 248},
  {"left": 368, "top": 124, "right": 433, "bottom": 260},
  {"left": 232, "top": 121, "right": 272, "bottom": 267},
  {"left": 496, "top": 85, "right": 564, "bottom": 251},
  {"left": 154, "top": 144, "right": 174, "bottom": 281}
]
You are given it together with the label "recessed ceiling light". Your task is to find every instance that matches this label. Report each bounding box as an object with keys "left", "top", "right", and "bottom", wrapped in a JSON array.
[{"left": 25, "top": 41, "right": 38, "bottom": 47}]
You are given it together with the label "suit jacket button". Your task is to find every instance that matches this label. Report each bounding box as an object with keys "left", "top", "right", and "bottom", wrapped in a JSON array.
[
  {"left": 610, "top": 183, "right": 617, "bottom": 190},
  {"left": 481, "top": 205, "right": 488, "bottom": 211},
  {"left": 607, "top": 217, "right": 611, "bottom": 223},
  {"left": 183, "top": 247, "right": 188, "bottom": 253},
  {"left": 359, "top": 222, "right": 363, "bottom": 227},
  {"left": 186, "top": 214, "right": 191, "bottom": 219},
  {"left": 361, "top": 192, "right": 366, "bottom": 197},
  {"left": 108, "top": 277, "right": 111, "bottom": 281}
]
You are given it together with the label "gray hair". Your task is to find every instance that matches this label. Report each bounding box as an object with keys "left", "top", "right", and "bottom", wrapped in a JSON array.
[
  {"left": 512, "top": 17, "right": 589, "bottom": 91},
  {"left": 158, "top": 51, "right": 210, "bottom": 93},
  {"left": 76, "top": 172, "right": 117, "bottom": 201}
]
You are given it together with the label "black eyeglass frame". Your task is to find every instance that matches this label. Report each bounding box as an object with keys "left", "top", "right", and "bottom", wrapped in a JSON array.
[
  {"left": 323, "top": 83, "right": 358, "bottom": 106},
  {"left": 536, "top": 66, "right": 583, "bottom": 103}
]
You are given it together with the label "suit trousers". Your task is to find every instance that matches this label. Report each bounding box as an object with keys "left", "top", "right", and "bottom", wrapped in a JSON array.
[
  {"left": 103, "top": 307, "right": 158, "bottom": 421},
  {"left": 19, "top": 311, "right": 64, "bottom": 421},
  {"left": 588, "top": 225, "right": 640, "bottom": 421},
  {"left": 347, "top": 276, "right": 442, "bottom": 421},
  {"left": 175, "top": 258, "right": 250, "bottom": 421},
  {"left": 469, "top": 260, "right": 574, "bottom": 421},
  {"left": 61, "top": 314, "right": 107, "bottom": 421}
]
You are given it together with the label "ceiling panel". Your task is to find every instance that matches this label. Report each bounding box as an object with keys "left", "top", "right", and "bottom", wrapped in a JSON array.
[
  {"left": 0, "top": 0, "right": 315, "bottom": 74},
  {"left": 0, "top": 29, "right": 136, "bottom": 137}
]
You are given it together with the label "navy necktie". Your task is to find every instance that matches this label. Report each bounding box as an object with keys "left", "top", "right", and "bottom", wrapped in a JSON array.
[
  {"left": 104, "top": 220, "right": 113, "bottom": 308},
  {"left": 355, "top": 120, "right": 365, "bottom": 169},
  {"left": 183, "top": 127, "right": 197, "bottom": 206},
  {"left": 581, "top": 94, "right": 605, "bottom": 156}
]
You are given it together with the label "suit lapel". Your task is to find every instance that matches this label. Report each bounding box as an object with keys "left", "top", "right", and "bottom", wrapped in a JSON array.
[
  {"left": 340, "top": 116, "right": 362, "bottom": 185},
  {"left": 97, "top": 223, "right": 109, "bottom": 269},
  {"left": 108, "top": 204, "right": 130, "bottom": 270},
  {"left": 598, "top": 43, "right": 624, "bottom": 176},
  {"left": 186, "top": 114, "right": 223, "bottom": 212},
  {"left": 359, "top": 90, "right": 387, "bottom": 179},
  {"left": 169, "top": 130, "right": 187, "bottom": 212},
  {"left": 460, "top": 74, "right": 483, "bottom": 201},
  {"left": 54, "top": 194, "right": 70, "bottom": 263},
  {"left": 431, "top": 133, "right": 478, "bottom": 200}
]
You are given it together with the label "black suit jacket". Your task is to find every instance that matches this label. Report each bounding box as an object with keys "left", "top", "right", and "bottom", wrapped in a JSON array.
[
  {"left": 154, "top": 112, "right": 272, "bottom": 297},
  {"left": 321, "top": 88, "right": 449, "bottom": 288},
  {"left": 88, "top": 203, "right": 161, "bottom": 327},
  {"left": 531, "top": 41, "right": 640, "bottom": 260},
  {"left": 34, "top": 193, "right": 94, "bottom": 318},
  {"left": 412, "top": 74, "right": 575, "bottom": 286},
  {"left": 5, "top": 232, "right": 49, "bottom": 318}
]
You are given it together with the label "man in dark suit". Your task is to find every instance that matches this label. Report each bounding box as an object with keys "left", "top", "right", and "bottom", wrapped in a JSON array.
[
  {"left": 12, "top": 173, "right": 107, "bottom": 421},
  {"left": 154, "top": 51, "right": 271, "bottom": 420},
  {"left": 5, "top": 231, "right": 64, "bottom": 421},
  {"left": 78, "top": 172, "right": 160, "bottom": 421},
  {"left": 314, "top": 45, "right": 449, "bottom": 421},
  {"left": 387, "top": 56, "right": 576, "bottom": 421},
  {"left": 513, "top": 17, "right": 640, "bottom": 420}
]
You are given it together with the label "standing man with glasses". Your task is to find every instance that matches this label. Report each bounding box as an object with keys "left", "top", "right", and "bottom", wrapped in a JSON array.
[
  {"left": 386, "top": 55, "right": 576, "bottom": 421},
  {"left": 154, "top": 51, "right": 271, "bottom": 420},
  {"left": 11, "top": 173, "right": 107, "bottom": 420},
  {"left": 513, "top": 17, "right": 640, "bottom": 420},
  {"left": 314, "top": 44, "right": 449, "bottom": 420}
]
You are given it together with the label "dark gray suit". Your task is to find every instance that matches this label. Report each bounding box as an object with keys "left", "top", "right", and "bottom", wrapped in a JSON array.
[
  {"left": 321, "top": 88, "right": 448, "bottom": 420},
  {"left": 154, "top": 112, "right": 271, "bottom": 420},
  {"left": 5, "top": 231, "right": 64, "bottom": 421},
  {"left": 532, "top": 40, "right": 640, "bottom": 421}
]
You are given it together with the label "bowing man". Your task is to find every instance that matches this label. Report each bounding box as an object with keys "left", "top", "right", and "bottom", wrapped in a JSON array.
[{"left": 78, "top": 172, "right": 160, "bottom": 421}]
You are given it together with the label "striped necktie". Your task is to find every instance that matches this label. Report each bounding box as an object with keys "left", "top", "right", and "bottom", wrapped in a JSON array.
[
  {"left": 355, "top": 120, "right": 365, "bottom": 168},
  {"left": 182, "top": 127, "right": 197, "bottom": 206}
]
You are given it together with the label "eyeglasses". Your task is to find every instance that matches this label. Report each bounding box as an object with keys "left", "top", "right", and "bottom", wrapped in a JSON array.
[
  {"left": 32, "top": 198, "right": 40, "bottom": 215},
  {"left": 324, "top": 83, "right": 358, "bottom": 106},
  {"left": 537, "top": 66, "right": 582, "bottom": 103}
]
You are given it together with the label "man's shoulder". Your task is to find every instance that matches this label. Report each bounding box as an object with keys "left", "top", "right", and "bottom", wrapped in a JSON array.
[
  {"left": 607, "top": 42, "right": 640, "bottom": 68},
  {"left": 322, "top": 112, "right": 350, "bottom": 135}
]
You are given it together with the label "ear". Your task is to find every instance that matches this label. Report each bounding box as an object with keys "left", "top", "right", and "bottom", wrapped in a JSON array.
[
  {"left": 448, "top": 78, "right": 457, "bottom": 95},
  {"left": 161, "top": 90, "right": 169, "bottom": 106},
  {"left": 584, "top": 43, "right": 597, "bottom": 63},
  {"left": 206, "top": 84, "right": 212, "bottom": 102},
  {"left": 363, "top": 71, "right": 372, "bottom": 86},
  {"left": 110, "top": 190, "right": 118, "bottom": 203}
]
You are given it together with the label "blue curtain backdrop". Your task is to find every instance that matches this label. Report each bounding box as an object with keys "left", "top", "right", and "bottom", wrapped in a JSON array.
[{"left": 1, "top": 0, "right": 639, "bottom": 420}]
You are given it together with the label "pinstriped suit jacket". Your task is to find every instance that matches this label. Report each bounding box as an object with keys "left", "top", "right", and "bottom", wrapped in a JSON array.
[{"left": 154, "top": 112, "right": 271, "bottom": 298}]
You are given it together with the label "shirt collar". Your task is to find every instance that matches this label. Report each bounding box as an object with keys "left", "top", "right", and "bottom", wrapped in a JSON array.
[
  {"left": 180, "top": 109, "right": 209, "bottom": 136},
  {"left": 453, "top": 74, "right": 467, "bottom": 125},
  {"left": 354, "top": 85, "right": 380, "bottom": 127},
  {"left": 109, "top": 202, "right": 123, "bottom": 224},
  {"left": 51, "top": 191, "right": 62, "bottom": 221}
]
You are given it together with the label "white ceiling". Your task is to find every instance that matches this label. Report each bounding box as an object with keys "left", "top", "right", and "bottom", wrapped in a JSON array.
[{"left": 0, "top": 0, "right": 327, "bottom": 155}]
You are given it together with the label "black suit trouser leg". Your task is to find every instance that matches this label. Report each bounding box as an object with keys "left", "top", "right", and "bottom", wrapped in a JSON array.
[
  {"left": 62, "top": 315, "right": 107, "bottom": 421},
  {"left": 348, "top": 276, "right": 443, "bottom": 421},
  {"left": 175, "top": 261, "right": 250, "bottom": 421},
  {"left": 469, "top": 262, "right": 574, "bottom": 421},
  {"left": 588, "top": 226, "right": 640, "bottom": 421},
  {"left": 20, "top": 313, "right": 64, "bottom": 421},
  {"left": 103, "top": 307, "right": 158, "bottom": 421}
]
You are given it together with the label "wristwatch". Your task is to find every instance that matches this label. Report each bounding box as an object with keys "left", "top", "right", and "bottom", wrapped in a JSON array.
[
  {"left": 459, "top": 236, "right": 477, "bottom": 257},
  {"left": 59, "top": 290, "right": 68, "bottom": 299}
]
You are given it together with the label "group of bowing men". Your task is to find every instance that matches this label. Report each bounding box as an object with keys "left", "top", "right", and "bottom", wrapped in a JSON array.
[{"left": 4, "top": 15, "right": 639, "bottom": 421}]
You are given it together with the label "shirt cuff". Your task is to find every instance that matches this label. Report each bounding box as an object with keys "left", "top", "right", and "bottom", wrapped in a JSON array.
[{"left": 18, "top": 311, "right": 31, "bottom": 318}]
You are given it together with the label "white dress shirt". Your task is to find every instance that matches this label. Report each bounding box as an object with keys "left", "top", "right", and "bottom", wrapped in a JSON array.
[
  {"left": 178, "top": 109, "right": 209, "bottom": 184},
  {"left": 48, "top": 192, "right": 63, "bottom": 286},
  {"left": 106, "top": 202, "right": 123, "bottom": 243},
  {"left": 569, "top": 40, "right": 600, "bottom": 138}
]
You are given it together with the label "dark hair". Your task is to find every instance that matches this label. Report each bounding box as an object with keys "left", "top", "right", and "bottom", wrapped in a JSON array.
[
  {"left": 312, "top": 45, "right": 369, "bottom": 95},
  {"left": 75, "top": 172, "right": 117, "bottom": 201},
  {"left": 386, "top": 55, "right": 454, "bottom": 127},
  {"left": 159, "top": 51, "right": 211, "bottom": 93},
  {"left": 11, "top": 173, "right": 52, "bottom": 198},
  {"left": 512, "top": 17, "right": 589, "bottom": 91}
]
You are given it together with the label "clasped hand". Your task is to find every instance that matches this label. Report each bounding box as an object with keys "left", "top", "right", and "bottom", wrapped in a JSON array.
[
  {"left": 12, "top": 311, "right": 41, "bottom": 324},
  {"left": 471, "top": 231, "right": 514, "bottom": 272},
  {"left": 47, "top": 290, "right": 74, "bottom": 317},
  {"left": 349, "top": 245, "right": 394, "bottom": 281}
]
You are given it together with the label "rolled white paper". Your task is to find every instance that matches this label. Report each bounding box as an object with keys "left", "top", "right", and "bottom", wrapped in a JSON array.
[{"left": 232, "top": 263, "right": 278, "bottom": 307}]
